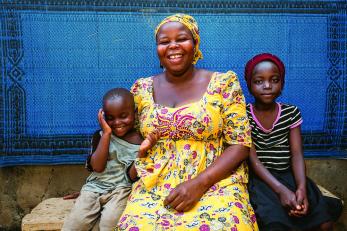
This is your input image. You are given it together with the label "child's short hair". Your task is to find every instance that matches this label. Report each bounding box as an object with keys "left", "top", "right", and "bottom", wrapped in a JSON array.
[{"left": 103, "top": 88, "right": 134, "bottom": 107}]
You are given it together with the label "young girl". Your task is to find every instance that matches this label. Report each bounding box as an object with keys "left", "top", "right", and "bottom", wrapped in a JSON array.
[
  {"left": 63, "top": 88, "right": 159, "bottom": 231},
  {"left": 245, "top": 53, "right": 343, "bottom": 231}
]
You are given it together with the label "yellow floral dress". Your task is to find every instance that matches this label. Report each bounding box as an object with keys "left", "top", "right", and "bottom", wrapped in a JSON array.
[{"left": 117, "top": 71, "right": 258, "bottom": 231}]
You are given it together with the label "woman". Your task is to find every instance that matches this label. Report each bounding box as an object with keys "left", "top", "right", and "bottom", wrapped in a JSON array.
[{"left": 117, "top": 14, "right": 258, "bottom": 230}]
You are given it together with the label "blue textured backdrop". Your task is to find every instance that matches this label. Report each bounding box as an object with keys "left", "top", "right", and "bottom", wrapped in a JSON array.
[{"left": 1, "top": 1, "right": 346, "bottom": 166}]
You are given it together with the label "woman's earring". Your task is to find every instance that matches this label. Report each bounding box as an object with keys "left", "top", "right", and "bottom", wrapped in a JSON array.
[{"left": 160, "top": 62, "right": 163, "bottom": 69}]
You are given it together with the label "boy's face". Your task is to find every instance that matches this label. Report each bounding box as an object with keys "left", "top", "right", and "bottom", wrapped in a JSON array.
[{"left": 103, "top": 97, "right": 135, "bottom": 137}]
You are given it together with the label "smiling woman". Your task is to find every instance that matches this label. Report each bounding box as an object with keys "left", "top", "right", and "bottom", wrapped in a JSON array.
[
  {"left": 156, "top": 21, "right": 195, "bottom": 76},
  {"left": 116, "top": 14, "right": 259, "bottom": 230}
]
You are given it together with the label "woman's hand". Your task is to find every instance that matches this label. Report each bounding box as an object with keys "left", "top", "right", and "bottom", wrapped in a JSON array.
[
  {"left": 163, "top": 178, "right": 208, "bottom": 212},
  {"left": 98, "top": 109, "right": 112, "bottom": 135},
  {"left": 277, "top": 185, "right": 299, "bottom": 211},
  {"left": 163, "top": 144, "right": 249, "bottom": 212}
]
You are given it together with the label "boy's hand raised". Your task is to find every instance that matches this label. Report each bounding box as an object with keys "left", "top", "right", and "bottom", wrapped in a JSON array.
[
  {"left": 138, "top": 130, "right": 160, "bottom": 158},
  {"left": 98, "top": 109, "right": 112, "bottom": 135},
  {"left": 127, "top": 130, "right": 160, "bottom": 182}
]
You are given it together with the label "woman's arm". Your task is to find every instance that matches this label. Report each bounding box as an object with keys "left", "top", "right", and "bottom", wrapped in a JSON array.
[
  {"left": 164, "top": 72, "right": 250, "bottom": 212},
  {"left": 196, "top": 144, "right": 249, "bottom": 190},
  {"left": 289, "top": 125, "right": 308, "bottom": 216},
  {"left": 90, "top": 109, "right": 112, "bottom": 173},
  {"left": 164, "top": 144, "right": 249, "bottom": 212},
  {"left": 249, "top": 146, "right": 298, "bottom": 210}
]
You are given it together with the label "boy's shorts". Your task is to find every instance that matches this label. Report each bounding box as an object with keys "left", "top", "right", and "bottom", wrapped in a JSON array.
[{"left": 62, "top": 186, "right": 131, "bottom": 231}]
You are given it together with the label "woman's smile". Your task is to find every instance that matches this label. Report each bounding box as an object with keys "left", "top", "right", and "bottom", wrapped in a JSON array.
[
  {"left": 156, "top": 21, "right": 195, "bottom": 74},
  {"left": 167, "top": 53, "right": 184, "bottom": 64}
]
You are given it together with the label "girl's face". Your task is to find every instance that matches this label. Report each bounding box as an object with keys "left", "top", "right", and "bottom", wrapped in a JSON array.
[
  {"left": 103, "top": 98, "right": 135, "bottom": 137},
  {"left": 250, "top": 61, "right": 282, "bottom": 105},
  {"left": 156, "top": 21, "right": 195, "bottom": 75}
]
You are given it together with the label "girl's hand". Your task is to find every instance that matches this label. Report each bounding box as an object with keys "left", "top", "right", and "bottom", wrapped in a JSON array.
[
  {"left": 289, "top": 188, "right": 309, "bottom": 217},
  {"left": 277, "top": 185, "right": 299, "bottom": 211},
  {"left": 163, "top": 178, "right": 207, "bottom": 212},
  {"left": 98, "top": 109, "right": 112, "bottom": 135},
  {"left": 138, "top": 130, "right": 160, "bottom": 158}
]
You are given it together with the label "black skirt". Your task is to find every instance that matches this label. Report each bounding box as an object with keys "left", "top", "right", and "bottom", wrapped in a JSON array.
[{"left": 248, "top": 169, "right": 343, "bottom": 230}]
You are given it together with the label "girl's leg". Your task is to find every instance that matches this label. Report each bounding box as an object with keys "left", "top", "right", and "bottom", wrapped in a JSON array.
[
  {"left": 319, "top": 221, "right": 334, "bottom": 231},
  {"left": 261, "top": 222, "right": 290, "bottom": 231},
  {"left": 304, "top": 221, "right": 333, "bottom": 231}
]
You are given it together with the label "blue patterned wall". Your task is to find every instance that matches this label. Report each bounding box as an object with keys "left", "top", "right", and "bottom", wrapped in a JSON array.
[{"left": 1, "top": 1, "right": 346, "bottom": 166}]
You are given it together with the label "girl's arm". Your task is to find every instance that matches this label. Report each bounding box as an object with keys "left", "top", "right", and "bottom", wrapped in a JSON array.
[
  {"left": 164, "top": 144, "right": 249, "bottom": 212},
  {"left": 90, "top": 109, "right": 112, "bottom": 173},
  {"left": 289, "top": 125, "right": 309, "bottom": 216},
  {"left": 249, "top": 146, "right": 298, "bottom": 210}
]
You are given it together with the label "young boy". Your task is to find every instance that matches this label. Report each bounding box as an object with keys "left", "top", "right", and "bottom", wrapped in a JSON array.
[{"left": 62, "top": 88, "right": 159, "bottom": 231}]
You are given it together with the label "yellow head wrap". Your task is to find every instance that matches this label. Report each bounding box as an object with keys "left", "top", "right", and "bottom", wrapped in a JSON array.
[{"left": 155, "top": 14, "right": 203, "bottom": 65}]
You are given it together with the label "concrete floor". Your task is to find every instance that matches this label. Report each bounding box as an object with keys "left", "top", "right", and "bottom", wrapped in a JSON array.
[{"left": 0, "top": 159, "right": 346, "bottom": 230}]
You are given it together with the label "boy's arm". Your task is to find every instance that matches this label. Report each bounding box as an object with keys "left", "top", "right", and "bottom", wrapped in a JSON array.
[
  {"left": 85, "top": 131, "right": 101, "bottom": 171},
  {"left": 89, "top": 109, "right": 112, "bottom": 173},
  {"left": 289, "top": 125, "right": 308, "bottom": 216},
  {"left": 89, "top": 132, "right": 111, "bottom": 173},
  {"left": 127, "top": 130, "right": 160, "bottom": 181},
  {"left": 249, "top": 146, "right": 298, "bottom": 210}
]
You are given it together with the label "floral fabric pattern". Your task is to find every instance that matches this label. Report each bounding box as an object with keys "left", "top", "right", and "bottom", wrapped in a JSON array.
[{"left": 117, "top": 71, "right": 258, "bottom": 230}]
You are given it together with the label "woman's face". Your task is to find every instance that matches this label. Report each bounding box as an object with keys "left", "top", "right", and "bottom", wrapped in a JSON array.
[
  {"left": 250, "top": 61, "right": 282, "bottom": 105},
  {"left": 156, "top": 22, "right": 195, "bottom": 76}
]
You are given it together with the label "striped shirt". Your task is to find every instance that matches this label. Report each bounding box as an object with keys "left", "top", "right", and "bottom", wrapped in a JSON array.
[{"left": 246, "top": 103, "right": 303, "bottom": 171}]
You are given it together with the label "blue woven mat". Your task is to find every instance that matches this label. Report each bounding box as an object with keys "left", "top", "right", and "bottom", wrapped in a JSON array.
[{"left": 1, "top": 1, "right": 346, "bottom": 166}]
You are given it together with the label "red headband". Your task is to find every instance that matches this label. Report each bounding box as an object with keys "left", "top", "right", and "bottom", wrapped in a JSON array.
[{"left": 244, "top": 53, "right": 285, "bottom": 90}]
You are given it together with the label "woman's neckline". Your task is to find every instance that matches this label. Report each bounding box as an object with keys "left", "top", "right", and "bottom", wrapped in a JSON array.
[
  {"left": 250, "top": 102, "right": 281, "bottom": 133},
  {"left": 150, "top": 71, "right": 218, "bottom": 109}
]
